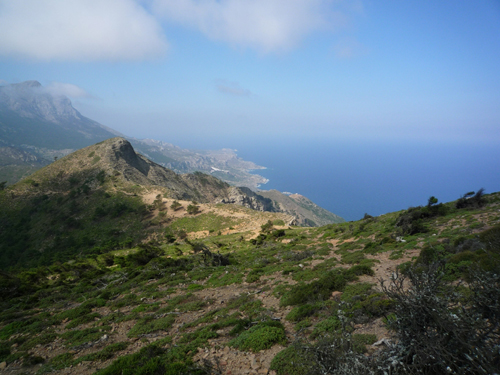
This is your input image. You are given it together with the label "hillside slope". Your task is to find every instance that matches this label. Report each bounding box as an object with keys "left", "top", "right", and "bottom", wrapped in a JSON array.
[
  {"left": 0, "top": 190, "right": 498, "bottom": 374},
  {"left": 0, "top": 137, "right": 326, "bottom": 269}
]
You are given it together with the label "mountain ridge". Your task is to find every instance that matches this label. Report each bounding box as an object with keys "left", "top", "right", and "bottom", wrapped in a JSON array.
[
  {"left": 0, "top": 81, "right": 267, "bottom": 188},
  {"left": 0, "top": 80, "right": 345, "bottom": 224}
]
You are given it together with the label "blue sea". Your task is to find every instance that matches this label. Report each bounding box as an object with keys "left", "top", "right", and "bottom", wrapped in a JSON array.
[
  {"left": 233, "top": 137, "right": 499, "bottom": 222},
  {"left": 176, "top": 135, "right": 500, "bottom": 222}
]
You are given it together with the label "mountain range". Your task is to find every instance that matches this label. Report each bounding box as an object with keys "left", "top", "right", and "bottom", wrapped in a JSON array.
[
  {"left": 0, "top": 80, "right": 267, "bottom": 188},
  {"left": 0, "top": 80, "right": 344, "bottom": 226}
]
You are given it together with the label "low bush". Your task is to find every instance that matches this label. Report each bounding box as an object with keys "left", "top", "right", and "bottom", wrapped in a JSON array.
[
  {"left": 94, "top": 344, "right": 211, "bottom": 375},
  {"left": 280, "top": 269, "right": 353, "bottom": 307},
  {"left": 310, "top": 315, "right": 341, "bottom": 339},
  {"left": 379, "top": 264, "right": 500, "bottom": 374},
  {"left": 269, "top": 343, "right": 319, "bottom": 375},
  {"left": 76, "top": 342, "right": 130, "bottom": 362},
  {"left": 127, "top": 314, "right": 176, "bottom": 337},
  {"left": 286, "top": 304, "right": 320, "bottom": 322},
  {"left": 229, "top": 321, "right": 286, "bottom": 352}
]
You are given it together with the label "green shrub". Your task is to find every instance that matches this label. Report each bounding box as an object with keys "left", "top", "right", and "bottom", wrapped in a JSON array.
[
  {"left": 286, "top": 304, "right": 319, "bottom": 322},
  {"left": 311, "top": 316, "right": 341, "bottom": 339},
  {"left": 0, "top": 341, "right": 11, "bottom": 362},
  {"left": 18, "top": 332, "right": 57, "bottom": 351},
  {"left": 351, "top": 334, "right": 377, "bottom": 353},
  {"left": 270, "top": 343, "right": 318, "bottom": 375},
  {"left": 94, "top": 344, "right": 205, "bottom": 375},
  {"left": 341, "top": 251, "right": 365, "bottom": 264},
  {"left": 341, "top": 283, "right": 373, "bottom": 302},
  {"left": 229, "top": 321, "right": 286, "bottom": 352},
  {"left": 128, "top": 315, "right": 176, "bottom": 337},
  {"left": 380, "top": 264, "right": 500, "bottom": 374},
  {"left": 61, "top": 326, "right": 110, "bottom": 347},
  {"left": 246, "top": 268, "right": 264, "bottom": 283},
  {"left": 187, "top": 283, "right": 204, "bottom": 291},
  {"left": 65, "top": 312, "right": 100, "bottom": 329},
  {"left": 38, "top": 353, "right": 74, "bottom": 373},
  {"left": 280, "top": 268, "right": 365, "bottom": 307},
  {"left": 77, "top": 342, "right": 129, "bottom": 362}
]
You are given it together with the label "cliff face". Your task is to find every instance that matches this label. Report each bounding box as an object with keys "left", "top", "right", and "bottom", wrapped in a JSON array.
[
  {"left": 257, "top": 190, "right": 345, "bottom": 226},
  {"left": 0, "top": 81, "right": 119, "bottom": 149},
  {"left": 218, "top": 186, "right": 275, "bottom": 212}
]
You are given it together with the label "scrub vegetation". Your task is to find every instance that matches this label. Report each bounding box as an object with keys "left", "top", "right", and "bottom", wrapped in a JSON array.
[{"left": 1, "top": 181, "right": 499, "bottom": 374}]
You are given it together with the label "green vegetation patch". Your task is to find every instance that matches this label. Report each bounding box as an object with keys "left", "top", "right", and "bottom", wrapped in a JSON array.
[
  {"left": 94, "top": 344, "right": 205, "bottom": 375},
  {"left": 269, "top": 343, "right": 318, "bottom": 375},
  {"left": 0, "top": 189, "right": 148, "bottom": 269},
  {"left": 61, "top": 326, "right": 111, "bottom": 347},
  {"left": 280, "top": 266, "right": 373, "bottom": 307},
  {"left": 76, "top": 342, "right": 130, "bottom": 363},
  {"left": 229, "top": 321, "right": 286, "bottom": 352},
  {"left": 128, "top": 314, "right": 176, "bottom": 337},
  {"left": 170, "top": 212, "right": 241, "bottom": 233}
]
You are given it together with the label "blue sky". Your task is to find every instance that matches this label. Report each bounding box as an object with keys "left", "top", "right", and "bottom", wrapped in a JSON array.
[{"left": 0, "top": 0, "right": 499, "bottom": 149}]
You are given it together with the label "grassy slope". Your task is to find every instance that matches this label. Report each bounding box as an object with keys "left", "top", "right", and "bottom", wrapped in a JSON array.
[{"left": 0, "top": 191, "right": 499, "bottom": 373}]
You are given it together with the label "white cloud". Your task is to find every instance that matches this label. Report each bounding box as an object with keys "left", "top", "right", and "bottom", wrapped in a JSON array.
[
  {"left": 0, "top": 0, "right": 168, "bottom": 61},
  {"left": 216, "top": 80, "right": 251, "bottom": 96},
  {"left": 152, "top": 0, "right": 347, "bottom": 53},
  {"left": 45, "top": 82, "right": 93, "bottom": 98}
]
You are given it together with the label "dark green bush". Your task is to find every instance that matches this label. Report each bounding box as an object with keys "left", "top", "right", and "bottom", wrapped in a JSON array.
[
  {"left": 229, "top": 321, "right": 286, "bottom": 352},
  {"left": 280, "top": 269, "right": 354, "bottom": 306},
  {"left": 286, "top": 304, "right": 320, "bottom": 322},
  {"left": 310, "top": 315, "right": 341, "bottom": 339},
  {"left": 77, "top": 342, "right": 129, "bottom": 362},
  {"left": 95, "top": 344, "right": 208, "bottom": 375},
  {"left": 456, "top": 188, "right": 486, "bottom": 209},
  {"left": 395, "top": 201, "right": 448, "bottom": 235},
  {"left": 269, "top": 343, "right": 319, "bottom": 375}
]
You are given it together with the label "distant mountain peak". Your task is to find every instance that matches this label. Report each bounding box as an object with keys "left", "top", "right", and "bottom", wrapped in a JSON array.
[
  {"left": 13, "top": 80, "right": 42, "bottom": 88},
  {"left": 0, "top": 80, "right": 120, "bottom": 151}
]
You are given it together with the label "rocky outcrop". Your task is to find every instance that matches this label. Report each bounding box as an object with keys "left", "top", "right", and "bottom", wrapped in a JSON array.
[
  {"left": 218, "top": 186, "right": 275, "bottom": 212},
  {"left": 257, "top": 190, "right": 345, "bottom": 226}
]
